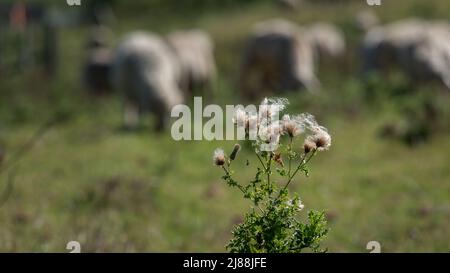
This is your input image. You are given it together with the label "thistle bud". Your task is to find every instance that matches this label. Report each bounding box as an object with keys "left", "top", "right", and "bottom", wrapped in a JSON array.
[{"left": 230, "top": 144, "right": 241, "bottom": 161}]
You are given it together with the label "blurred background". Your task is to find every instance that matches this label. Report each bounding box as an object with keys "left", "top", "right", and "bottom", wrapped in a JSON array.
[{"left": 0, "top": 0, "right": 449, "bottom": 252}]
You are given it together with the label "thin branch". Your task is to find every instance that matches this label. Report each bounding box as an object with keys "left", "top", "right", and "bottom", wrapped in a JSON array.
[
  {"left": 222, "top": 165, "right": 246, "bottom": 195},
  {"left": 287, "top": 137, "right": 293, "bottom": 177},
  {"left": 274, "top": 150, "right": 317, "bottom": 202},
  {"left": 0, "top": 117, "right": 56, "bottom": 175},
  {"left": 255, "top": 152, "right": 266, "bottom": 171}
]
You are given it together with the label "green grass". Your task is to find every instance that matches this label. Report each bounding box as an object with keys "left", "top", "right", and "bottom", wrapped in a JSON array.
[
  {"left": 0, "top": 0, "right": 449, "bottom": 252},
  {"left": 1, "top": 101, "right": 449, "bottom": 252}
]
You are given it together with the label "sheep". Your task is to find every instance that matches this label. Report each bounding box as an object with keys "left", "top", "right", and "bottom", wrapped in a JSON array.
[
  {"left": 304, "top": 22, "right": 346, "bottom": 59},
  {"left": 166, "top": 29, "right": 217, "bottom": 99},
  {"left": 362, "top": 18, "right": 450, "bottom": 89},
  {"left": 111, "top": 31, "right": 184, "bottom": 131},
  {"left": 362, "top": 18, "right": 427, "bottom": 75},
  {"left": 238, "top": 19, "right": 319, "bottom": 101}
]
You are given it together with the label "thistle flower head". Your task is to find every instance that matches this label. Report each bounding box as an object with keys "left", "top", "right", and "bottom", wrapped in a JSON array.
[
  {"left": 213, "top": 148, "right": 226, "bottom": 166},
  {"left": 295, "top": 113, "right": 331, "bottom": 152},
  {"left": 306, "top": 126, "right": 331, "bottom": 151},
  {"left": 247, "top": 113, "right": 258, "bottom": 131},
  {"left": 282, "top": 114, "right": 305, "bottom": 138},
  {"left": 303, "top": 139, "right": 317, "bottom": 153},
  {"left": 258, "top": 97, "right": 289, "bottom": 122},
  {"left": 258, "top": 121, "right": 282, "bottom": 145},
  {"left": 233, "top": 108, "right": 258, "bottom": 133}
]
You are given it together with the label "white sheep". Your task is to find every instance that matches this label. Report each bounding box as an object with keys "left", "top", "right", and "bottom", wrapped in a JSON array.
[
  {"left": 166, "top": 29, "right": 217, "bottom": 99},
  {"left": 111, "top": 31, "right": 184, "bottom": 131}
]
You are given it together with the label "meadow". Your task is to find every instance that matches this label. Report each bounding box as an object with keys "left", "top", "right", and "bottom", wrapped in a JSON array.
[{"left": 0, "top": 0, "right": 449, "bottom": 252}]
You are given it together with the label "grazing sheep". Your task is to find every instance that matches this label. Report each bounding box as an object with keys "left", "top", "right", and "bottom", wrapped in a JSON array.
[
  {"left": 166, "top": 29, "right": 217, "bottom": 99},
  {"left": 238, "top": 19, "right": 319, "bottom": 101},
  {"left": 362, "top": 18, "right": 427, "bottom": 74},
  {"left": 111, "top": 31, "right": 183, "bottom": 131},
  {"left": 82, "top": 26, "right": 114, "bottom": 95},
  {"left": 362, "top": 18, "right": 450, "bottom": 89},
  {"left": 304, "top": 22, "right": 346, "bottom": 59}
]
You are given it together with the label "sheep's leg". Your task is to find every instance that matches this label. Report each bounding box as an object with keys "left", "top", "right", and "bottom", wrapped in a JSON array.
[
  {"left": 123, "top": 101, "right": 140, "bottom": 130},
  {"left": 206, "top": 80, "right": 215, "bottom": 102},
  {"left": 154, "top": 113, "right": 167, "bottom": 132},
  {"left": 200, "top": 78, "right": 214, "bottom": 102}
]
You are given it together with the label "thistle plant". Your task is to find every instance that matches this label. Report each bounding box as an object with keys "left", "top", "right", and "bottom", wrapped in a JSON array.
[{"left": 213, "top": 98, "right": 331, "bottom": 253}]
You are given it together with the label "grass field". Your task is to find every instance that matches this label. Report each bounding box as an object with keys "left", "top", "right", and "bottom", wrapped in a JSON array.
[{"left": 0, "top": 0, "right": 449, "bottom": 252}]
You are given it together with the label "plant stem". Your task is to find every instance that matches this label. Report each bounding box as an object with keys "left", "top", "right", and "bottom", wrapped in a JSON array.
[
  {"left": 256, "top": 205, "right": 265, "bottom": 214},
  {"left": 222, "top": 166, "right": 246, "bottom": 195},
  {"left": 274, "top": 150, "right": 317, "bottom": 202},
  {"left": 267, "top": 152, "right": 273, "bottom": 196},
  {"left": 284, "top": 154, "right": 307, "bottom": 189},
  {"left": 288, "top": 137, "right": 293, "bottom": 177},
  {"left": 303, "top": 149, "right": 317, "bottom": 166},
  {"left": 256, "top": 152, "right": 266, "bottom": 171}
]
